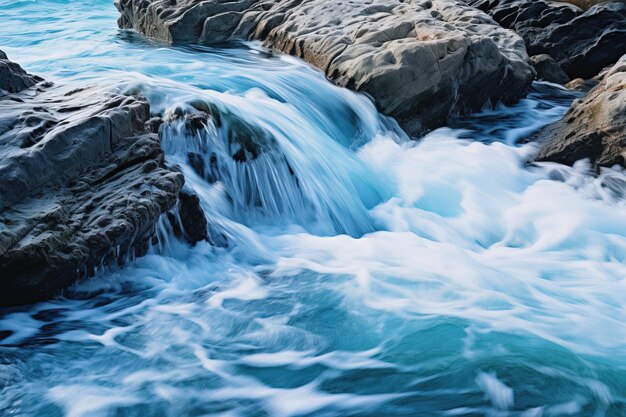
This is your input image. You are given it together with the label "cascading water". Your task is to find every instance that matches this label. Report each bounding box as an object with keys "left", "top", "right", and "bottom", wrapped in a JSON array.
[
  {"left": 158, "top": 96, "right": 384, "bottom": 238},
  {"left": 1, "top": 1, "right": 626, "bottom": 416}
]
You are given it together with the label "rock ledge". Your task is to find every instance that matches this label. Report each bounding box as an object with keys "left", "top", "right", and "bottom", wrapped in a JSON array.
[
  {"left": 115, "top": 0, "right": 535, "bottom": 134},
  {"left": 0, "top": 52, "right": 207, "bottom": 306}
]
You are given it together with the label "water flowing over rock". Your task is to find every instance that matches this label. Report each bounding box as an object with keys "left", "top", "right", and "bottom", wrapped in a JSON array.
[
  {"left": 466, "top": 0, "right": 626, "bottom": 79},
  {"left": 115, "top": 0, "right": 534, "bottom": 135},
  {"left": 159, "top": 103, "right": 377, "bottom": 238},
  {"left": 0, "top": 52, "right": 208, "bottom": 306},
  {"left": 535, "top": 55, "right": 626, "bottom": 168}
]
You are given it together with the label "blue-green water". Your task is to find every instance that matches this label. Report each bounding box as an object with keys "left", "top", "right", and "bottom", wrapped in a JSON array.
[{"left": 1, "top": 1, "right": 626, "bottom": 416}]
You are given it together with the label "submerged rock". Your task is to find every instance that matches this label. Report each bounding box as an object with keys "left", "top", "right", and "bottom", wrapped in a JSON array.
[
  {"left": 115, "top": 0, "right": 534, "bottom": 135},
  {"left": 466, "top": 0, "right": 626, "bottom": 79},
  {"left": 0, "top": 53, "right": 208, "bottom": 306},
  {"left": 535, "top": 55, "right": 626, "bottom": 168}
]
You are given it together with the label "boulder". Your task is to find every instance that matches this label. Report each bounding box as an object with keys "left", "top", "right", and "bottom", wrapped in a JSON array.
[
  {"left": 115, "top": 0, "right": 534, "bottom": 134},
  {"left": 531, "top": 54, "right": 570, "bottom": 84},
  {"left": 466, "top": 0, "right": 626, "bottom": 79},
  {"left": 535, "top": 55, "right": 626, "bottom": 168},
  {"left": 0, "top": 53, "right": 208, "bottom": 306}
]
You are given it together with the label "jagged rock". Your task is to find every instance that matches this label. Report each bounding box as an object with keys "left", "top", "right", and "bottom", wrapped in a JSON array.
[
  {"left": 563, "top": 0, "right": 626, "bottom": 9},
  {"left": 531, "top": 54, "right": 570, "bottom": 84},
  {"left": 0, "top": 55, "right": 208, "bottom": 306},
  {"left": 115, "top": 0, "right": 534, "bottom": 134},
  {"left": 466, "top": 0, "right": 626, "bottom": 79},
  {"left": 178, "top": 189, "right": 209, "bottom": 245},
  {"left": 145, "top": 116, "right": 164, "bottom": 133},
  {"left": 0, "top": 50, "right": 42, "bottom": 94},
  {"left": 535, "top": 55, "right": 626, "bottom": 168}
]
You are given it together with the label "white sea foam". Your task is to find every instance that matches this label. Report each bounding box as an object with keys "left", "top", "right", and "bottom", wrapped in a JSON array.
[{"left": 476, "top": 372, "right": 514, "bottom": 410}]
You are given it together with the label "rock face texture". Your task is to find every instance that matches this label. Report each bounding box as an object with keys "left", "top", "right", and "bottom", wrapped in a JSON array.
[
  {"left": 535, "top": 55, "right": 626, "bottom": 168},
  {"left": 0, "top": 52, "right": 207, "bottom": 306},
  {"left": 466, "top": 0, "right": 626, "bottom": 79},
  {"left": 0, "top": 52, "right": 42, "bottom": 93},
  {"left": 115, "top": 0, "right": 534, "bottom": 133},
  {"left": 563, "top": 0, "right": 626, "bottom": 10}
]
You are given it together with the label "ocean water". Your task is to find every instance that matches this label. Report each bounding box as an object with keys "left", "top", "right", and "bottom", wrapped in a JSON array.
[{"left": 1, "top": 1, "right": 626, "bottom": 416}]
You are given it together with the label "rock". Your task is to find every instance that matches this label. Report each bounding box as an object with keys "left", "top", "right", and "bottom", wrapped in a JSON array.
[
  {"left": 145, "top": 116, "right": 164, "bottom": 133},
  {"left": 115, "top": 0, "right": 534, "bottom": 134},
  {"left": 565, "top": 77, "right": 599, "bottom": 92},
  {"left": 0, "top": 56, "right": 207, "bottom": 306},
  {"left": 178, "top": 189, "right": 209, "bottom": 245},
  {"left": 562, "top": 0, "right": 626, "bottom": 10},
  {"left": 466, "top": 0, "right": 626, "bottom": 79},
  {"left": 535, "top": 55, "right": 626, "bottom": 168},
  {"left": 566, "top": 78, "right": 587, "bottom": 90},
  {"left": 0, "top": 50, "right": 42, "bottom": 93},
  {"left": 531, "top": 54, "right": 570, "bottom": 84}
]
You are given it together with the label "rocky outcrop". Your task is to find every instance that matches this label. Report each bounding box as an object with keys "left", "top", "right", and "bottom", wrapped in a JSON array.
[
  {"left": 535, "top": 55, "right": 626, "bottom": 168},
  {"left": 0, "top": 52, "right": 42, "bottom": 93},
  {"left": 466, "top": 0, "right": 626, "bottom": 80},
  {"left": 0, "top": 52, "right": 208, "bottom": 306},
  {"left": 115, "top": 0, "right": 534, "bottom": 134}
]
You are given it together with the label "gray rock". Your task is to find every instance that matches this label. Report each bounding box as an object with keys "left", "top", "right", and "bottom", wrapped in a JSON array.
[
  {"left": 115, "top": 0, "right": 534, "bottom": 134},
  {"left": 0, "top": 56, "right": 208, "bottom": 306},
  {"left": 535, "top": 55, "right": 626, "bottom": 168},
  {"left": 531, "top": 54, "right": 570, "bottom": 84},
  {"left": 466, "top": 0, "right": 626, "bottom": 79},
  {"left": 0, "top": 49, "right": 41, "bottom": 93},
  {"left": 145, "top": 116, "right": 164, "bottom": 133}
]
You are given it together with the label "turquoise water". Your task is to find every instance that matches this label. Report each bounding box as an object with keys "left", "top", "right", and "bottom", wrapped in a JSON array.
[{"left": 2, "top": 1, "right": 626, "bottom": 416}]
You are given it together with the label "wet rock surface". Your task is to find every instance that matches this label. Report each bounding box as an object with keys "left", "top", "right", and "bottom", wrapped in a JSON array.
[
  {"left": 177, "top": 189, "right": 209, "bottom": 245},
  {"left": 535, "top": 55, "right": 626, "bottom": 168},
  {"left": 466, "top": 0, "right": 626, "bottom": 79},
  {"left": 115, "top": 0, "right": 534, "bottom": 134},
  {"left": 0, "top": 52, "right": 42, "bottom": 94},
  {"left": 0, "top": 52, "right": 207, "bottom": 306}
]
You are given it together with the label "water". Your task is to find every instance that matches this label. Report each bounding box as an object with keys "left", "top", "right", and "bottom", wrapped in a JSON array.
[{"left": 1, "top": 1, "right": 626, "bottom": 416}]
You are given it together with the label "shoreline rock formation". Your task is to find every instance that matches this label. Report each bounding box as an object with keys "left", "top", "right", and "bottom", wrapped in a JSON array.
[
  {"left": 115, "top": 0, "right": 535, "bottom": 135},
  {"left": 0, "top": 52, "right": 208, "bottom": 306},
  {"left": 466, "top": 0, "right": 626, "bottom": 80},
  {"left": 535, "top": 55, "right": 626, "bottom": 168}
]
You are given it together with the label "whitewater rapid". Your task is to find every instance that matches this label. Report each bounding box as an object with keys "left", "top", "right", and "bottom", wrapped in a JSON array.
[{"left": 1, "top": 1, "right": 626, "bottom": 416}]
